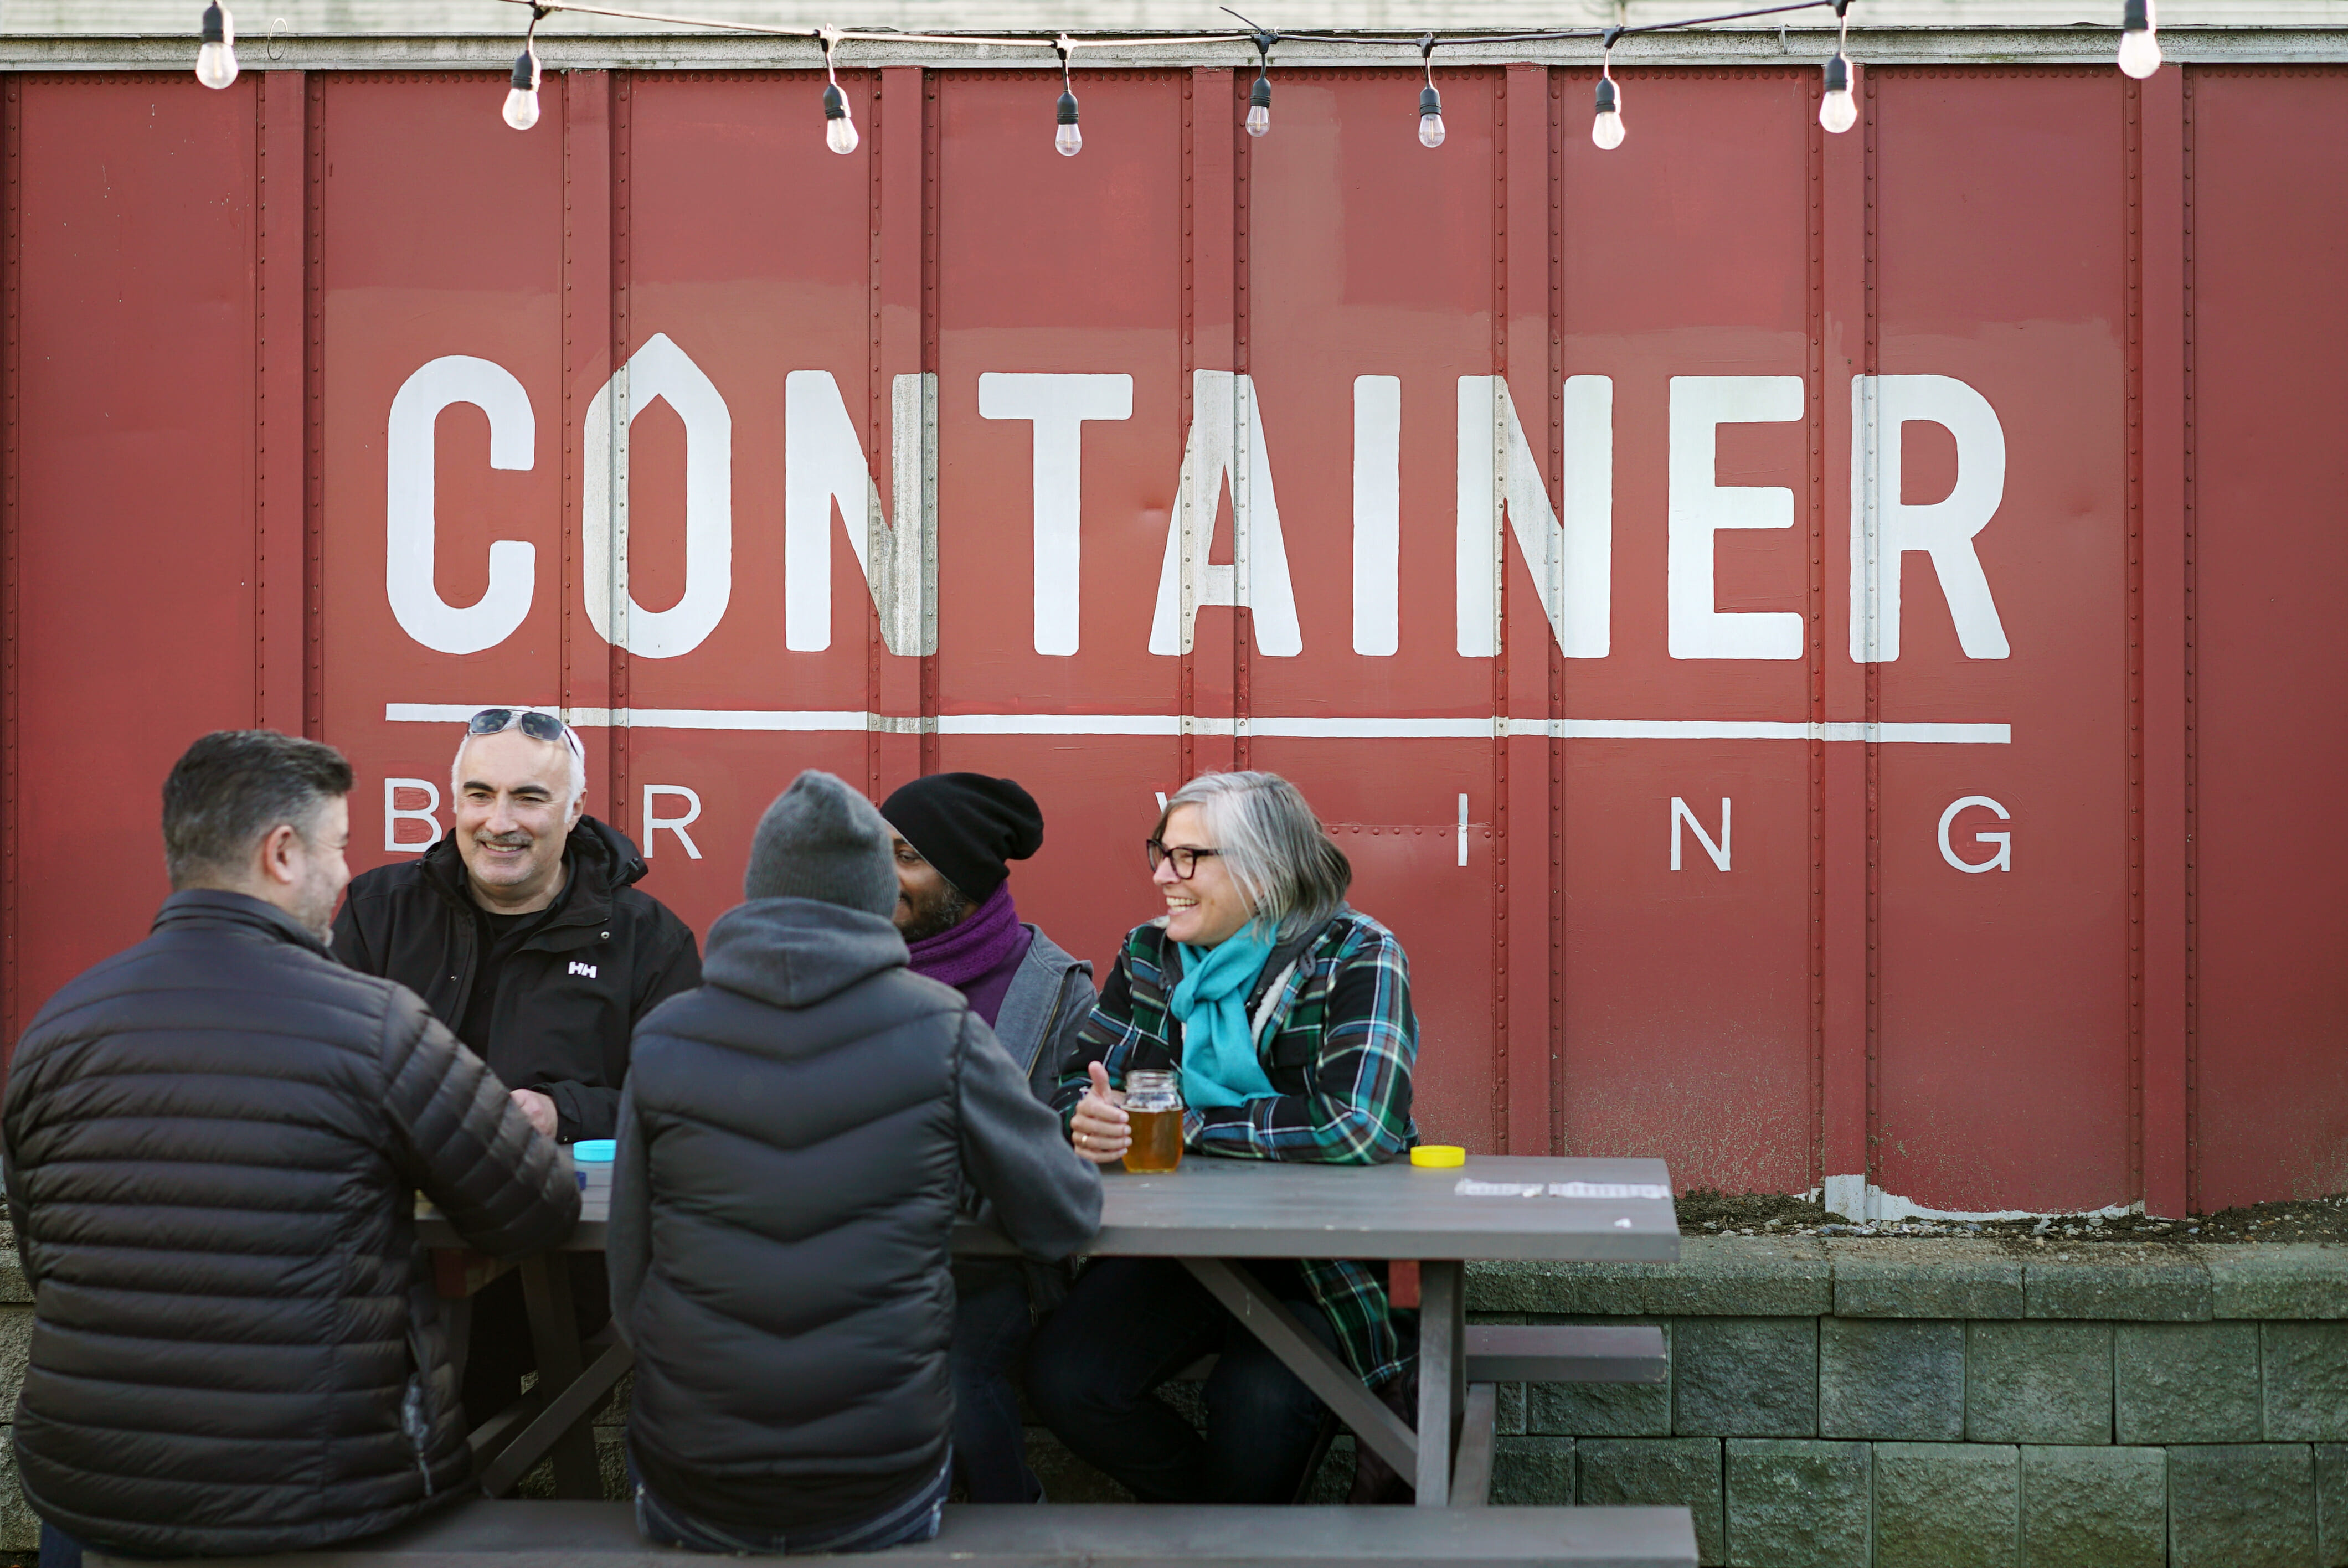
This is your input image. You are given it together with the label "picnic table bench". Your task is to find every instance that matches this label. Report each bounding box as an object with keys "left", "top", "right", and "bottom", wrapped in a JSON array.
[
  {"left": 421, "top": 1153, "right": 1676, "bottom": 1508},
  {"left": 324, "top": 1152, "right": 1696, "bottom": 1566},
  {"left": 99, "top": 1497, "right": 1696, "bottom": 1566}
]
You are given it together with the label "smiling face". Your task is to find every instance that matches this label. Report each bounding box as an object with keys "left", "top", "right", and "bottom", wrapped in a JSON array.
[
  {"left": 453, "top": 728, "right": 582, "bottom": 914},
  {"left": 1154, "top": 802, "right": 1254, "bottom": 947}
]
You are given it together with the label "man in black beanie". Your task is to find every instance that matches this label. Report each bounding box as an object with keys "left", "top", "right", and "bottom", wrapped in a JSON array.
[
  {"left": 609, "top": 770, "right": 1099, "bottom": 1552},
  {"left": 880, "top": 772, "right": 1099, "bottom": 1504}
]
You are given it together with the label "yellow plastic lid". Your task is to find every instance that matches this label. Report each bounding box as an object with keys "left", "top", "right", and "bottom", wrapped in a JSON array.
[{"left": 1410, "top": 1144, "right": 1467, "bottom": 1168}]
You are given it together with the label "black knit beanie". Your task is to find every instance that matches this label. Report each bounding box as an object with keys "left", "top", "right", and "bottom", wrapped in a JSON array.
[
  {"left": 880, "top": 773, "right": 1045, "bottom": 902},
  {"left": 742, "top": 770, "right": 899, "bottom": 917}
]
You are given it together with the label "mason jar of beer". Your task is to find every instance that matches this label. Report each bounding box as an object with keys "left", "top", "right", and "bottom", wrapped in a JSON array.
[{"left": 1123, "top": 1070, "right": 1185, "bottom": 1174}]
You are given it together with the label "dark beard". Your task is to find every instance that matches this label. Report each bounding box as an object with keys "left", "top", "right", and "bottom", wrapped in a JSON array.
[{"left": 899, "top": 883, "right": 974, "bottom": 944}]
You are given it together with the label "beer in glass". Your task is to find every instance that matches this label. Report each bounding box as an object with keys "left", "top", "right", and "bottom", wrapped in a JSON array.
[{"left": 1123, "top": 1070, "right": 1185, "bottom": 1174}]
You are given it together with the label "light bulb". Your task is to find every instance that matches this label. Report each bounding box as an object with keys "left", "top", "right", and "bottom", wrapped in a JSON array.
[
  {"left": 1592, "top": 76, "right": 1624, "bottom": 151},
  {"left": 1820, "top": 52, "right": 1856, "bottom": 134},
  {"left": 1418, "top": 84, "right": 1445, "bottom": 149},
  {"left": 823, "top": 82, "right": 859, "bottom": 154},
  {"left": 195, "top": 2, "right": 237, "bottom": 90},
  {"left": 2119, "top": 0, "right": 2160, "bottom": 78},
  {"left": 1247, "top": 73, "right": 1271, "bottom": 137},
  {"left": 502, "top": 49, "right": 540, "bottom": 131},
  {"left": 1056, "top": 87, "right": 1082, "bottom": 156}
]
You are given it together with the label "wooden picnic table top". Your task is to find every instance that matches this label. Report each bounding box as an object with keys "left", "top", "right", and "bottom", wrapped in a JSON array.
[{"left": 419, "top": 1153, "right": 1679, "bottom": 1264}]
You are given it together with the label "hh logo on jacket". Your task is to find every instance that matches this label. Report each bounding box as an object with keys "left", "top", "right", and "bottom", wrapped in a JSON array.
[{"left": 568, "top": 961, "right": 599, "bottom": 979}]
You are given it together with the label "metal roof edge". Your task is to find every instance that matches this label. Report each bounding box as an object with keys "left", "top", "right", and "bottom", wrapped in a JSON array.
[{"left": 5, "top": 25, "right": 2348, "bottom": 70}]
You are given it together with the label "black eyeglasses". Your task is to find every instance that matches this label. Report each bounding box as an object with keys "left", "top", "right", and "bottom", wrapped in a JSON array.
[
  {"left": 468, "top": 707, "right": 584, "bottom": 758},
  {"left": 1145, "top": 839, "right": 1222, "bottom": 879}
]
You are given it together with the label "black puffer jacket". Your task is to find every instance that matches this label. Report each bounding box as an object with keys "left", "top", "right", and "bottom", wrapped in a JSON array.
[
  {"left": 609, "top": 898, "right": 1100, "bottom": 1533},
  {"left": 332, "top": 816, "right": 701, "bottom": 1142},
  {"left": 2, "top": 892, "right": 578, "bottom": 1556}
]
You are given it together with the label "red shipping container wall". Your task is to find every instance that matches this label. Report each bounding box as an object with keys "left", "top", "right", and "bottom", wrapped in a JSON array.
[{"left": 1, "top": 60, "right": 2336, "bottom": 1219}]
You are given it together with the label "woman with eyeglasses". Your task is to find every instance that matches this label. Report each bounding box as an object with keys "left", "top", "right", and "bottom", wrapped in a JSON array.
[{"left": 1024, "top": 771, "right": 1420, "bottom": 1505}]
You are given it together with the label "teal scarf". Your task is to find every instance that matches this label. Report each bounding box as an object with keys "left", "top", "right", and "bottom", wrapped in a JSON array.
[{"left": 1168, "top": 925, "right": 1279, "bottom": 1109}]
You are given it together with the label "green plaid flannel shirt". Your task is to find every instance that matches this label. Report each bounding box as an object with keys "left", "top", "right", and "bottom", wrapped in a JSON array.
[{"left": 1053, "top": 910, "right": 1420, "bottom": 1386}]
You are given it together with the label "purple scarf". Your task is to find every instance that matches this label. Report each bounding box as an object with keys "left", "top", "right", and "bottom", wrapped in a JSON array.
[{"left": 907, "top": 882, "right": 1032, "bottom": 1027}]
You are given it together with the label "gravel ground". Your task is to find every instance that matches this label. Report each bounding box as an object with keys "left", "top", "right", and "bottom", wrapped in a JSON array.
[{"left": 1676, "top": 1188, "right": 2348, "bottom": 1244}]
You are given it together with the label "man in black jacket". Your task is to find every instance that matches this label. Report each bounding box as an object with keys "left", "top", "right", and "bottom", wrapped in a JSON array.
[
  {"left": 4, "top": 730, "right": 577, "bottom": 1566},
  {"left": 331, "top": 706, "right": 699, "bottom": 1426},
  {"left": 611, "top": 770, "right": 1100, "bottom": 1553}
]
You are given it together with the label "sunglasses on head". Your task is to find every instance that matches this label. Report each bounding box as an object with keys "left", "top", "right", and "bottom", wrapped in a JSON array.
[{"left": 467, "top": 707, "right": 585, "bottom": 758}]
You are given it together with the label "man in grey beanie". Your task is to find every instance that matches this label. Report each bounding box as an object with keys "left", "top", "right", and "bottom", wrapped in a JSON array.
[{"left": 607, "top": 771, "right": 1101, "bottom": 1554}]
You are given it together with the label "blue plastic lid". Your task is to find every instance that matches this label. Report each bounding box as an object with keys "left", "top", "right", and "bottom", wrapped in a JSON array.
[{"left": 571, "top": 1139, "right": 617, "bottom": 1163}]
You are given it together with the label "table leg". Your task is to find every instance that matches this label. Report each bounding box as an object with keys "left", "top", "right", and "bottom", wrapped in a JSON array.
[
  {"left": 477, "top": 1341, "right": 633, "bottom": 1499},
  {"left": 444, "top": 1295, "right": 472, "bottom": 1388},
  {"left": 1451, "top": 1383, "right": 1497, "bottom": 1507},
  {"left": 1180, "top": 1259, "right": 1417, "bottom": 1480},
  {"left": 1415, "top": 1260, "right": 1466, "bottom": 1507},
  {"left": 517, "top": 1253, "right": 603, "bottom": 1498}
]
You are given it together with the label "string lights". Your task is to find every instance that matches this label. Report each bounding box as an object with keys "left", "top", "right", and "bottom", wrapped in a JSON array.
[
  {"left": 2119, "top": 0, "right": 2162, "bottom": 79},
  {"left": 203, "top": 2, "right": 2162, "bottom": 145},
  {"left": 1417, "top": 35, "right": 1445, "bottom": 149},
  {"left": 822, "top": 29, "right": 859, "bottom": 154},
  {"left": 1248, "top": 30, "right": 1275, "bottom": 138},
  {"left": 1820, "top": 0, "right": 1855, "bottom": 133},
  {"left": 503, "top": 5, "right": 547, "bottom": 130},
  {"left": 1592, "top": 28, "right": 1624, "bottom": 149},
  {"left": 194, "top": 2, "right": 236, "bottom": 90},
  {"left": 1055, "top": 39, "right": 1083, "bottom": 156}
]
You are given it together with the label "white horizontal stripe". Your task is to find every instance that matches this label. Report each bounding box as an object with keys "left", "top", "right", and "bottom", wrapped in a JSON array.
[{"left": 387, "top": 704, "right": 2010, "bottom": 744}]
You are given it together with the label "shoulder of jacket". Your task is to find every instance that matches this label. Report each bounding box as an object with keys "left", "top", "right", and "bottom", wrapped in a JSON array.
[
  {"left": 1322, "top": 909, "right": 1397, "bottom": 950},
  {"left": 342, "top": 859, "right": 432, "bottom": 906},
  {"left": 24, "top": 937, "right": 154, "bottom": 1023},
  {"left": 1021, "top": 926, "right": 1090, "bottom": 980},
  {"left": 611, "top": 885, "right": 694, "bottom": 938},
  {"left": 887, "top": 964, "right": 978, "bottom": 1020}
]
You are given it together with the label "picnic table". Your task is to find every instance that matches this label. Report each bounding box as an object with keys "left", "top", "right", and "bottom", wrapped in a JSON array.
[{"left": 419, "top": 1152, "right": 1680, "bottom": 1509}]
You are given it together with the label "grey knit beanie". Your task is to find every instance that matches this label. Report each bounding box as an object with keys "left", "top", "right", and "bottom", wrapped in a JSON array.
[{"left": 742, "top": 770, "right": 899, "bottom": 917}]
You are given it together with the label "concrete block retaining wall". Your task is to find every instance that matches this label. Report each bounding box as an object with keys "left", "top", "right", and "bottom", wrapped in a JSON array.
[
  {"left": 1469, "top": 1237, "right": 2348, "bottom": 1567},
  {"left": 0, "top": 1235, "right": 2339, "bottom": 1564}
]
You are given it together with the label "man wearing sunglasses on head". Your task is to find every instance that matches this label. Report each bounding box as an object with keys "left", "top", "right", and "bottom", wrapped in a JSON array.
[{"left": 332, "top": 706, "right": 701, "bottom": 1427}]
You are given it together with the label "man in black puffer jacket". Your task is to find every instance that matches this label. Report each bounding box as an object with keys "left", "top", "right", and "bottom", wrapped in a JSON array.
[
  {"left": 3, "top": 731, "right": 578, "bottom": 1562},
  {"left": 611, "top": 770, "right": 1101, "bottom": 1554}
]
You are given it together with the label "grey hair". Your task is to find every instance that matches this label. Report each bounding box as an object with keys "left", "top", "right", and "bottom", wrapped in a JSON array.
[
  {"left": 451, "top": 709, "right": 588, "bottom": 808},
  {"left": 1156, "top": 771, "right": 1351, "bottom": 942}
]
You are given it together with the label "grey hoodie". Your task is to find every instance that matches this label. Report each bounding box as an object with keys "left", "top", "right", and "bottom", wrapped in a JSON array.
[{"left": 607, "top": 896, "right": 1100, "bottom": 1534}]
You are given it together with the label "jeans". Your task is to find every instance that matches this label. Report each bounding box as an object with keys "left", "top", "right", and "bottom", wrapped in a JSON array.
[
  {"left": 633, "top": 1453, "right": 951, "bottom": 1556},
  {"left": 1023, "top": 1257, "right": 1338, "bottom": 1504},
  {"left": 39, "top": 1522, "right": 80, "bottom": 1568},
  {"left": 949, "top": 1266, "right": 1043, "bottom": 1503}
]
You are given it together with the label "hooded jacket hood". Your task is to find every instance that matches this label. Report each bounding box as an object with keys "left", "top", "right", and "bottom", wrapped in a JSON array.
[{"left": 702, "top": 898, "right": 911, "bottom": 1013}]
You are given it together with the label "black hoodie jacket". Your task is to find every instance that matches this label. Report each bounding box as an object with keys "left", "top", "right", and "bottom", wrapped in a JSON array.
[
  {"left": 332, "top": 817, "right": 701, "bottom": 1142},
  {"left": 609, "top": 898, "right": 1101, "bottom": 1534},
  {"left": 3, "top": 891, "right": 578, "bottom": 1556}
]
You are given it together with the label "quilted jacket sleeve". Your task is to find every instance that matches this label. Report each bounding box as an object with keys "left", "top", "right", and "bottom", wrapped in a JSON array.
[{"left": 378, "top": 984, "right": 579, "bottom": 1258}]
